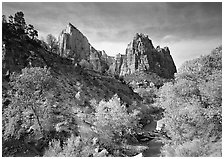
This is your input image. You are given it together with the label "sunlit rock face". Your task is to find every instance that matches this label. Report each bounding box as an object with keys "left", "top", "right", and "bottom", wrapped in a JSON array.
[
  {"left": 112, "top": 33, "right": 177, "bottom": 78},
  {"left": 108, "top": 53, "right": 124, "bottom": 75},
  {"left": 58, "top": 23, "right": 112, "bottom": 73},
  {"left": 58, "top": 23, "right": 90, "bottom": 60},
  {"left": 58, "top": 25, "right": 176, "bottom": 77}
]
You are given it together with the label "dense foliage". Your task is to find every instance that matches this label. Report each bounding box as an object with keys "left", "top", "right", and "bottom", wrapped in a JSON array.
[
  {"left": 2, "top": 67, "right": 77, "bottom": 156},
  {"left": 155, "top": 46, "right": 222, "bottom": 157},
  {"left": 2, "top": 12, "right": 38, "bottom": 42},
  {"left": 3, "top": 67, "right": 55, "bottom": 139},
  {"left": 93, "top": 95, "right": 141, "bottom": 150}
]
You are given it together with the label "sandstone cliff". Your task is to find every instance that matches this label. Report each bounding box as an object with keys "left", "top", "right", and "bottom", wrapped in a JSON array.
[
  {"left": 58, "top": 23, "right": 111, "bottom": 73},
  {"left": 58, "top": 23, "right": 90, "bottom": 60},
  {"left": 58, "top": 24, "right": 176, "bottom": 78},
  {"left": 109, "top": 33, "right": 177, "bottom": 78}
]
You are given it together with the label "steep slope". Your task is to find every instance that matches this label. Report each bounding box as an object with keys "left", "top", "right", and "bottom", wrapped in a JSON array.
[{"left": 2, "top": 36, "right": 141, "bottom": 107}]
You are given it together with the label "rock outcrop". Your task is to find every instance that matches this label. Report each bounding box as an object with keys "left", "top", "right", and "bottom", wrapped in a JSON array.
[
  {"left": 109, "top": 33, "right": 177, "bottom": 78},
  {"left": 58, "top": 23, "right": 90, "bottom": 60},
  {"left": 58, "top": 25, "right": 176, "bottom": 78},
  {"left": 58, "top": 23, "right": 112, "bottom": 73},
  {"left": 108, "top": 53, "right": 124, "bottom": 75}
]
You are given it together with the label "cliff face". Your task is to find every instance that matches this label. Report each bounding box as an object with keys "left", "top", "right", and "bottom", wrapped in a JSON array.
[
  {"left": 110, "top": 33, "right": 177, "bottom": 78},
  {"left": 58, "top": 24, "right": 176, "bottom": 78},
  {"left": 108, "top": 53, "right": 123, "bottom": 75},
  {"left": 58, "top": 23, "right": 111, "bottom": 73},
  {"left": 58, "top": 23, "right": 90, "bottom": 60}
]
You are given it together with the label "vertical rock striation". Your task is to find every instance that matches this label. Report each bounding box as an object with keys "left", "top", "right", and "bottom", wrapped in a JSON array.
[
  {"left": 110, "top": 33, "right": 177, "bottom": 78},
  {"left": 58, "top": 23, "right": 112, "bottom": 73},
  {"left": 58, "top": 23, "right": 90, "bottom": 60},
  {"left": 58, "top": 24, "right": 176, "bottom": 78}
]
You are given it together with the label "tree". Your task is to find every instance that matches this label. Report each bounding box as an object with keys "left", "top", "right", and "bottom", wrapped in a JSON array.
[
  {"left": 13, "top": 11, "right": 26, "bottom": 37},
  {"left": 155, "top": 46, "right": 222, "bottom": 157},
  {"left": 3, "top": 67, "right": 56, "bottom": 140},
  {"left": 27, "top": 24, "right": 38, "bottom": 39},
  {"left": 93, "top": 95, "right": 141, "bottom": 151},
  {"left": 46, "top": 34, "right": 59, "bottom": 53},
  {"left": 2, "top": 11, "right": 39, "bottom": 42}
]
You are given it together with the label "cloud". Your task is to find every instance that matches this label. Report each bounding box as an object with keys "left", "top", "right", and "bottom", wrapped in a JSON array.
[
  {"left": 91, "top": 41, "right": 128, "bottom": 56},
  {"left": 2, "top": 2, "right": 222, "bottom": 68},
  {"left": 161, "top": 35, "right": 181, "bottom": 43}
]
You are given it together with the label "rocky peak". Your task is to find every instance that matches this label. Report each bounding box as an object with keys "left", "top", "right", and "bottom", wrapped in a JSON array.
[
  {"left": 58, "top": 23, "right": 90, "bottom": 61},
  {"left": 111, "top": 33, "right": 177, "bottom": 78},
  {"left": 58, "top": 23, "right": 111, "bottom": 73}
]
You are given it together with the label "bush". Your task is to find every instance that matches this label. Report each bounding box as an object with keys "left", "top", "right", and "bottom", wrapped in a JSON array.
[{"left": 44, "top": 135, "right": 95, "bottom": 157}]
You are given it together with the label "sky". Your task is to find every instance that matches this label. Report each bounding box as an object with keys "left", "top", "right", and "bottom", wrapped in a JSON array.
[{"left": 2, "top": 2, "right": 222, "bottom": 68}]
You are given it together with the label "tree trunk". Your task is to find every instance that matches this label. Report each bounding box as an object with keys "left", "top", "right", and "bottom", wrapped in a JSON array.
[{"left": 31, "top": 105, "right": 45, "bottom": 137}]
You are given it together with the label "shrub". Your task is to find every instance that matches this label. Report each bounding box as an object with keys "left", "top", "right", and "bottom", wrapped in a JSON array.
[{"left": 44, "top": 135, "right": 95, "bottom": 157}]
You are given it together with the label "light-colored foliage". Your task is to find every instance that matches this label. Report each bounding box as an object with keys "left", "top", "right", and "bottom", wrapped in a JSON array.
[
  {"left": 44, "top": 135, "right": 95, "bottom": 157},
  {"left": 3, "top": 67, "right": 56, "bottom": 139},
  {"left": 156, "top": 46, "right": 222, "bottom": 157},
  {"left": 93, "top": 94, "right": 141, "bottom": 149}
]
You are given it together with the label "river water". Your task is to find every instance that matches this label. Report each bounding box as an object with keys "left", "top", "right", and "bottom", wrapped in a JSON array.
[{"left": 142, "top": 139, "right": 163, "bottom": 157}]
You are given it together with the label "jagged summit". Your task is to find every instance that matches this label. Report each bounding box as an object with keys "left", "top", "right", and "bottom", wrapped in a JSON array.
[
  {"left": 58, "top": 23, "right": 176, "bottom": 78},
  {"left": 108, "top": 33, "right": 177, "bottom": 78}
]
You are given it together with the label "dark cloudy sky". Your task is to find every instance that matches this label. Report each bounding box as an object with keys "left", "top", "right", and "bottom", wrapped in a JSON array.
[{"left": 2, "top": 2, "right": 222, "bottom": 68}]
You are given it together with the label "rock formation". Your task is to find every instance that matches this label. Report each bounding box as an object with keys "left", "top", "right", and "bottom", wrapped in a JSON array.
[
  {"left": 58, "top": 23, "right": 112, "bottom": 73},
  {"left": 58, "top": 24, "right": 176, "bottom": 78},
  {"left": 109, "top": 33, "right": 177, "bottom": 78},
  {"left": 108, "top": 53, "right": 124, "bottom": 75}
]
